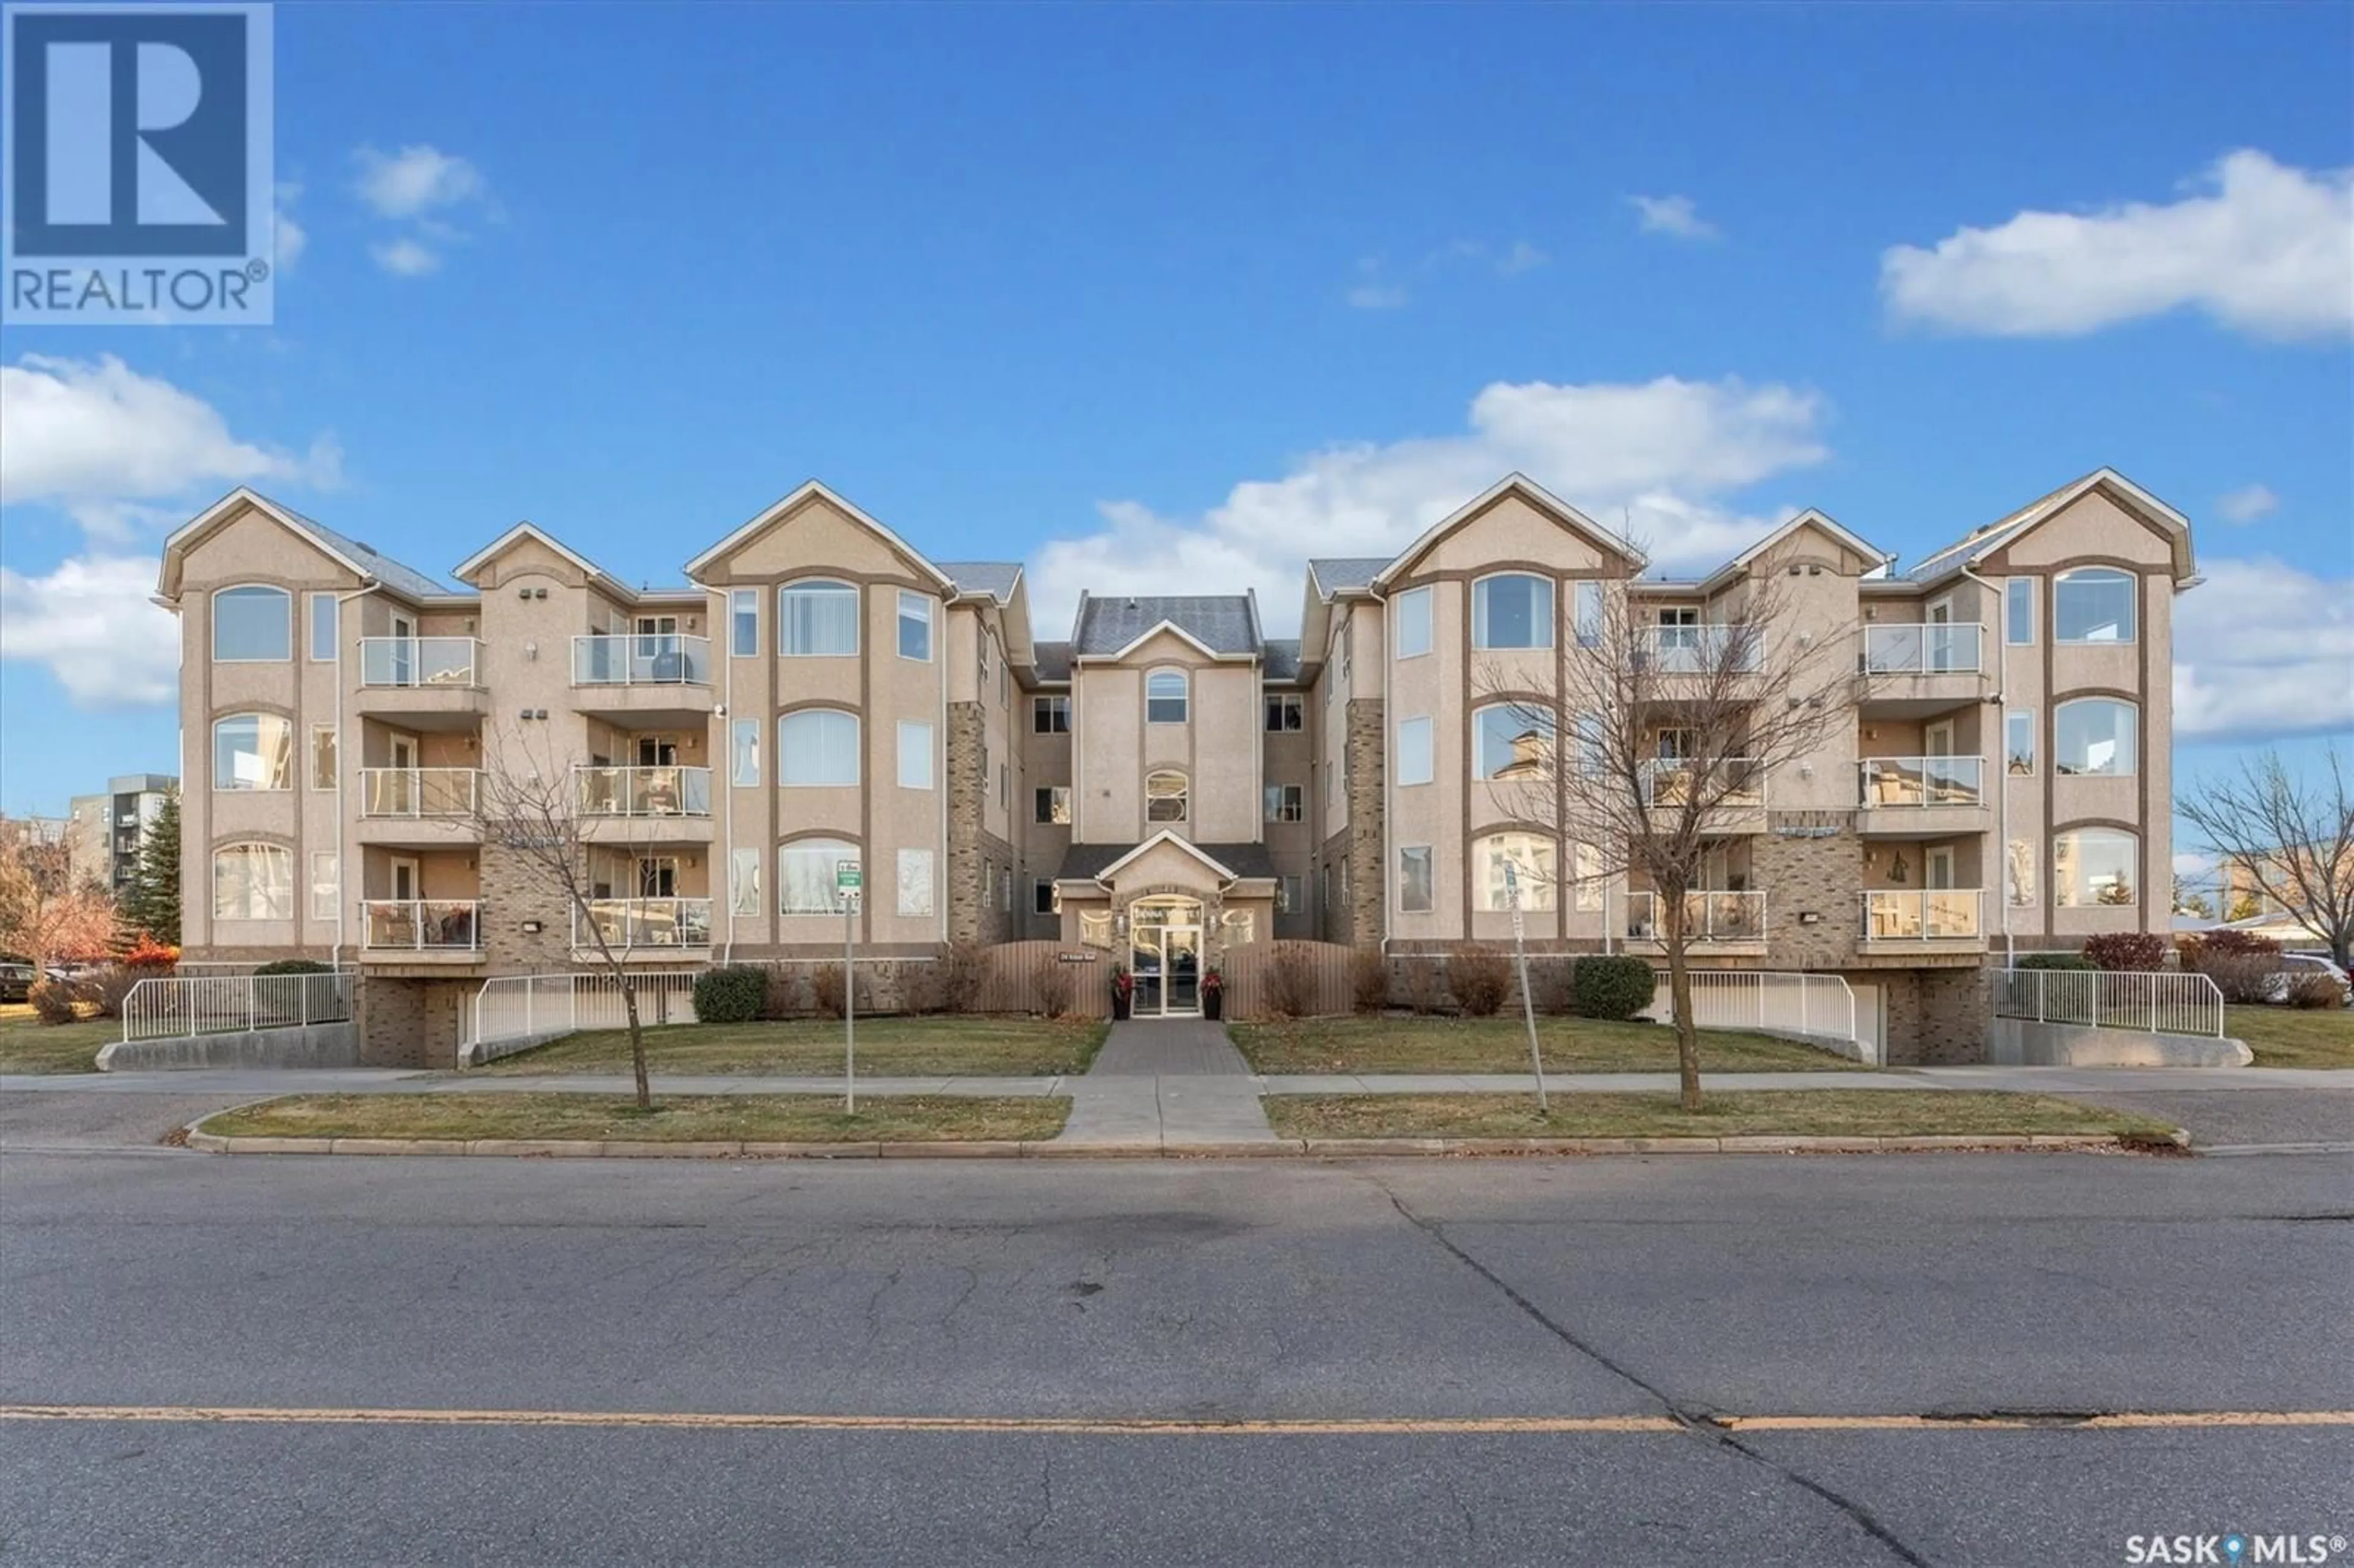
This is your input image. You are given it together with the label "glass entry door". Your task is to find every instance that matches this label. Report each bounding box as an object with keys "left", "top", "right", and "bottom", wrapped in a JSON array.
[{"left": 1127, "top": 899, "right": 1205, "bottom": 1018}]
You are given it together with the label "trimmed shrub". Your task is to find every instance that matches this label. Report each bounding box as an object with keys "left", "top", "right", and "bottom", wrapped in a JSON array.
[
  {"left": 1448, "top": 945, "right": 1512, "bottom": 1018},
  {"left": 253, "top": 958, "right": 333, "bottom": 976},
  {"left": 1035, "top": 961, "right": 1073, "bottom": 1019},
  {"left": 1571, "top": 956, "right": 1656, "bottom": 1021},
  {"left": 760, "top": 966, "right": 807, "bottom": 1020},
  {"left": 2082, "top": 932, "right": 2169, "bottom": 973},
  {"left": 810, "top": 963, "right": 850, "bottom": 1020},
  {"left": 693, "top": 964, "right": 766, "bottom": 1024},
  {"left": 86, "top": 966, "right": 140, "bottom": 1019},
  {"left": 28, "top": 976, "right": 77, "bottom": 1025},
  {"left": 1350, "top": 947, "right": 1390, "bottom": 1014},
  {"left": 2202, "top": 955, "right": 2285, "bottom": 1005},
  {"left": 934, "top": 940, "right": 986, "bottom": 1016},
  {"left": 2014, "top": 952, "right": 2096, "bottom": 972},
  {"left": 2192, "top": 928, "right": 2282, "bottom": 959},
  {"left": 2285, "top": 971, "right": 2347, "bottom": 1010},
  {"left": 1403, "top": 957, "right": 1446, "bottom": 1016}
]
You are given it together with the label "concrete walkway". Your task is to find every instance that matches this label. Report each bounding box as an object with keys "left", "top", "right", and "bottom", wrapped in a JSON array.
[{"left": 1057, "top": 1019, "right": 1279, "bottom": 1147}]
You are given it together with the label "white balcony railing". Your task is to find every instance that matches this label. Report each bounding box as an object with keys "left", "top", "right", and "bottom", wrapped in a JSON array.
[
  {"left": 571, "top": 634, "right": 712, "bottom": 687},
  {"left": 359, "top": 767, "right": 481, "bottom": 817},
  {"left": 574, "top": 897, "right": 713, "bottom": 950},
  {"left": 359, "top": 636, "right": 481, "bottom": 688},
  {"left": 1626, "top": 890, "right": 1767, "bottom": 943},
  {"left": 1858, "top": 756, "right": 1985, "bottom": 809},
  {"left": 1861, "top": 889, "right": 1984, "bottom": 941},
  {"left": 1640, "top": 757, "right": 1767, "bottom": 810},
  {"left": 1861, "top": 623, "right": 1983, "bottom": 675},
  {"left": 574, "top": 764, "right": 713, "bottom": 818},
  {"left": 1633, "top": 625, "right": 1764, "bottom": 675},
  {"left": 361, "top": 899, "right": 481, "bottom": 950}
]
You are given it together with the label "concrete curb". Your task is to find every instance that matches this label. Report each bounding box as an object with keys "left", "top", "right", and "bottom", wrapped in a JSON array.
[{"left": 181, "top": 1122, "right": 2190, "bottom": 1160}]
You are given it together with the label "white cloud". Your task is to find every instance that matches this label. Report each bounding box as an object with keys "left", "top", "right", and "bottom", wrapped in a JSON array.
[
  {"left": 0, "top": 354, "right": 341, "bottom": 536},
  {"left": 1495, "top": 240, "right": 1549, "bottom": 276},
  {"left": 1881, "top": 150, "right": 2354, "bottom": 341},
  {"left": 2216, "top": 483, "right": 2279, "bottom": 525},
  {"left": 1629, "top": 194, "right": 1720, "bottom": 242},
  {"left": 370, "top": 237, "right": 442, "bottom": 278},
  {"left": 353, "top": 145, "right": 487, "bottom": 219},
  {"left": 0, "top": 554, "right": 179, "bottom": 707},
  {"left": 2173, "top": 556, "right": 2354, "bottom": 740},
  {"left": 1028, "top": 376, "right": 1830, "bottom": 633},
  {"left": 274, "top": 181, "right": 306, "bottom": 273},
  {"left": 1344, "top": 240, "right": 1548, "bottom": 308}
]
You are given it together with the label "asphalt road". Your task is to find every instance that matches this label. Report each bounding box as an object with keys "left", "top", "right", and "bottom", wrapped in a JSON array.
[{"left": 2, "top": 1145, "right": 2349, "bottom": 1565}]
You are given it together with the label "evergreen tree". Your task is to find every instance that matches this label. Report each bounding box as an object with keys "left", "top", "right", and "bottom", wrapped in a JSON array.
[{"left": 119, "top": 790, "right": 181, "bottom": 948}]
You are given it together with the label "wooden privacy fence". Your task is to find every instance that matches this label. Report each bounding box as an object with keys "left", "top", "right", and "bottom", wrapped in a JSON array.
[
  {"left": 980, "top": 942, "right": 1113, "bottom": 1019},
  {"left": 1219, "top": 942, "right": 1358, "bottom": 1020}
]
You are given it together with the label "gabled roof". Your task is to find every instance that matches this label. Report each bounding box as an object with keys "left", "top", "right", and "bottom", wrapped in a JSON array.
[
  {"left": 682, "top": 479, "right": 955, "bottom": 588},
  {"left": 1262, "top": 639, "right": 1303, "bottom": 682},
  {"left": 1373, "top": 473, "right": 1645, "bottom": 590},
  {"left": 1056, "top": 834, "right": 1278, "bottom": 886},
  {"left": 1906, "top": 468, "right": 2196, "bottom": 585},
  {"left": 1032, "top": 641, "right": 1073, "bottom": 682},
  {"left": 1072, "top": 594, "right": 1262, "bottom": 660},
  {"left": 159, "top": 488, "right": 452, "bottom": 602},
  {"left": 453, "top": 522, "right": 620, "bottom": 589},
  {"left": 934, "top": 561, "right": 1024, "bottom": 604},
  {"left": 1699, "top": 508, "right": 1892, "bottom": 590},
  {"left": 1306, "top": 557, "right": 1391, "bottom": 600}
]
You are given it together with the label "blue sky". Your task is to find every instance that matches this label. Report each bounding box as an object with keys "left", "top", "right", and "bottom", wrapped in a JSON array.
[{"left": 2, "top": 2, "right": 2349, "bottom": 885}]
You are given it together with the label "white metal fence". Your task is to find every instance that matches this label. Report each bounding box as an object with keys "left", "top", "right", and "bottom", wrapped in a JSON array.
[
  {"left": 123, "top": 972, "right": 354, "bottom": 1043},
  {"left": 1994, "top": 967, "right": 2224, "bottom": 1038},
  {"left": 1642, "top": 970, "right": 1860, "bottom": 1054},
  {"left": 465, "top": 970, "right": 701, "bottom": 1049}
]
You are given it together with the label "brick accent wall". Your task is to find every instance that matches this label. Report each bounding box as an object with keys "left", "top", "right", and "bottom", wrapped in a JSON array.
[
  {"left": 1752, "top": 823, "right": 1862, "bottom": 968},
  {"left": 1343, "top": 698, "right": 1385, "bottom": 950},
  {"left": 1915, "top": 964, "right": 1993, "bottom": 1064},
  {"left": 478, "top": 840, "right": 575, "bottom": 972},
  {"left": 943, "top": 702, "right": 1012, "bottom": 943}
]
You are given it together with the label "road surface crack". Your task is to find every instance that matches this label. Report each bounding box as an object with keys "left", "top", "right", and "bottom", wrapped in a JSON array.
[{"left": 1018, "top": 1450, "right": 1055, "bottom": 1550}]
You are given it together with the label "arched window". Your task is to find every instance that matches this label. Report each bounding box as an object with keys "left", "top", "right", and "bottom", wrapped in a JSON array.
[
  {"left": 778, "top": 709, "right": 859, "bottom": 786},
  {"left": 213, "top": 713, "right": 293, "bottom": 790},
  {"left": 1473, "top": 573, "right": 1552, "bottom": 650},
  {"left": 212, "top": 585, "right": 291, "bottom": 661},
  {"left": 1474, "top": 704, "right": 1556, "bottom": 780},
  {"left": 1146, "top": 670, "right": 1189, "bottom": 724},
  {"left": 2053, "top": 568, "right": 2136, "bottom": 644},
  {"left": 2054, "top": 698, "right": 2137, "bottom": 776},
  {"left": 1146, "top": 770, "right": 1188, "bottom": 823},
  {"left": 2054, "top": 829, "right": 2138, "bottom": 907},
  {"left": 777, "top": 580, "right": 859, "bottom": 657},
  {"left": 213, "top": 843, "right": 292, "bottom": 919},
  {"left": 779, "top": 838, "right": 858, "bottom": 915},
  {"left": 1475, "top": 833, "right": 1558, "bottom": 912}
]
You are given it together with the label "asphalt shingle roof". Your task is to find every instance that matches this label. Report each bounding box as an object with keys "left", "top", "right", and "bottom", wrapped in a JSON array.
[
  {"left": 1262, "top": 639, "right": 1303, "bottom": 681},
  {"left": 1308, "top": 557, "right": 1390, "bottom": 596},
  {"left": 1073, "top": 595, "right": 1260, "bottom": 658},
  {"left": 1032, "top": 641, "right": 1073, "bottom": 681},
  {"left": 935, "top": 561, "right": 1024, "bottom": 603},
  {"left": 270, "top": 498, "right": 452, "bottom": 600},
  {"left": 1055, "top": 840, "right": 1278, "bottom": 882}
]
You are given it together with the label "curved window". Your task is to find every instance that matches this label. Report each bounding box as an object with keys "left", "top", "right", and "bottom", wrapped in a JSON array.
[
  {"left": 1219, "top": 908, "right": 1257, "bottom": 946},
  {"left": 777, "top": 580, "right": 859, "bottom": 657},
  {"left": 212, "top": 585, "right": 291, "bottom": 661},
  {"left": 213, "top": 713, "right": 292, "bottom": 790},
  {"left": 1475, "top": 704, "right": 1556, "bottom": 781},
  {"left": 1146, "top": 770, "right": 1188, "bottom": 823},
  {"left": 2054, "top": 829, "right": 2138, "bottom": 907},
  {"left": 1146, "top": 670, "right": 1189, "bottom": 724},
  {"left": 1476, "top": 833, "right": 1558, "bottom": 912},
  {"left": 2053, "top": 568, "right": 2135, "bottom": 644},
  {"left": 1473, "top": 574, "right": 1552, "bottom": 650},
  {"left": 2054, "top": 699, "right": 2136, "bottom": 776},
  {"left": 779, "top": 709, "right": 859, "bottom": 786},
  {"left": 779, "top": 838, "right": 858, "bottom": 915},
  {"left": 212, "top": 843, "right": 292, "bottom": 920}
]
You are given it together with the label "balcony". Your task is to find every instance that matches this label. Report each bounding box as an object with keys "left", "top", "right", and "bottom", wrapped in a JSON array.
[
  {"left": 360, "top": 899, "right": 483, "bottom": 962},
  {"left": 574, "top": 765, "right": 715, "bottom": 845},
  {"left": 1861, "top": 889, "right": 1986, "bottom": 952},
  {"left": 1640, "top": 758, "right": 1767, "bottom": 832},
  {"left": 571, "top": 634, "right": 714, "bottom": 724},
  {"left": 1856, "top": 756, "right": 1993, "bottom": 838},
  {"left": 1624, "top": 889, "right": 1768, "bottom": 951},
  {"left": 357, "top": 767, "right": 482, "bottom": 846},
  {"left": 1632, "top": 625, "right": 1763, "bottom": 679},
  {"left": 1856, "top": 624, "right": 1986, "bottom": 717},
  {"left": 573, "top": 896, "right": 712, "bottom": 953},
  {"left": 356, "top": 637, "right": 487, "bottom": 728}
]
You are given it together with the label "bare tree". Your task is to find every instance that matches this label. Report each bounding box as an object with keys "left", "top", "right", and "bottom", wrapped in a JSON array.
[
  {"left": 1475, "top": 561, "right": 1861, "bottom": 1111},
  {"left": 2179, "top": 745, "right": 2354, "bottom": 969},
  {"left": 473, "top": 728, "right": 654, "bottom": 1108}
]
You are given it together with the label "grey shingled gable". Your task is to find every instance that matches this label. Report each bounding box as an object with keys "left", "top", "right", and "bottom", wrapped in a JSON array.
[{"left": 1073, "top": 595, "right": 1260, "bottom": 657}]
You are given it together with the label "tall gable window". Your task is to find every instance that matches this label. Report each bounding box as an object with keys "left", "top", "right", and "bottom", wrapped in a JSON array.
[
  {"left": 897, "top": 592, "right": 932, "bottom": 661},
  {"left": 1394, "top": 587, "right": 1433, "bottom": 659},
  {"left": 730, "top": 590, "right": 760, "bottom": 657},
  {"left": 213, "top": 714, "right": 292, "bottom": 791},
  {"left": 1146, "top": 670, "right": 1189, "bottom": 725},
  {"left": 779, "top": 580, "right": 858, "bottom": 657},
  {"left": 779, "top": 710, "right": 859, "bottom": 786},
  {"left": 2054, "top": 698, "right": 2136, "bottom": 776},
  {"left": 2053, "top": 568, "right": 2135, "bottom": 644},
  {"left": 1473, "top": 574, "right": 1552, "bottom": 650},
  {"left": 213, "top": 585, "right": 291, "bottom": 662}
]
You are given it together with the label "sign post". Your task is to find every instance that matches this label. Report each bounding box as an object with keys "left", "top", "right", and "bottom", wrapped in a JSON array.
[
  {"left": 1503, "top": 860, "right": 1548, "bottom": 1114},
  {"left": 837, "top": 861, "right": 863, "bottom": 1113}
]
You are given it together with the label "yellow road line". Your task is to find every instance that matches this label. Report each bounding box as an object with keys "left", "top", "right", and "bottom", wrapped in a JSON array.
[{"left": 2, "top": 1404, "right": 2350, "bottom": 1436}]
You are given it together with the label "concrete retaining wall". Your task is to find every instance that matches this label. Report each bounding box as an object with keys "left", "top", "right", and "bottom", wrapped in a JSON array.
[
  {"left": 96, "top": 1021, "right": 363, "bottom": 1072},
  {"left": 455, "top": 1029, "right": 574, "bottom": 1069},
  {"left": 1985, "top": 1018, "right": 2252, "bottom": 1068}
]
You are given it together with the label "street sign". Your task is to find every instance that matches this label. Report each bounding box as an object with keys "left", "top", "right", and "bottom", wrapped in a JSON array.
[{"left": 836, "top": 861, "right": 863, "bottom": 892}]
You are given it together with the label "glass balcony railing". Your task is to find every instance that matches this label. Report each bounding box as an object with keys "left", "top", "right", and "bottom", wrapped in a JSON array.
[
  {"left": 573, "top": 897, "right": 713, "bottom": 950},
  {"left": 574, "top": 765, "right": 713, "bottom": 818},
  {"left": 359, "top": 767, "right": 481, "bottom": 817},
  {"left": 1860, "top": 623, "right": 1983, "bottom": 675},
  {"left": 1632, "top": 625, "right": 1764, "bottom": 675},
  {"left": 1858, "top": 756, "right": 1984, "bottom": 809},
  {"left": 1625, "top": 889, "right": 1767, "bottom": 942},
  {"left": 361, "top": 899, "right": 481, "bottom": 950},
  {"left": 1862, "top": 889, "right": 1984, "bottom": 940},
  {"left": 571, "top": 634, "right": 711, "bottom": 687},
  {"left": 1640, "top": 758, "right": 1766, "bottom": 809},
  {"left": 359, "top": 637, "right": 481, "bottom": 688}
]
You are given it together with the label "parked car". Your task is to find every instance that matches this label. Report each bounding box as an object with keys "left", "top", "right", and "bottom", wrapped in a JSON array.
[
  {"left": 0, "top": 961, "right": 35, "bottom": 1003},
  {"left": 2268, "top": 952, "right": 2353, "bottom": 1007}
]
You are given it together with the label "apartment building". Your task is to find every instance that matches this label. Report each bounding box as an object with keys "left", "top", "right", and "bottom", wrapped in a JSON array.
[
  {"left": 65, "top": 776, "right": 175, "bottom": 895},
  {"left": 159, "top": 466, "right": 2193, "bottom": 1063}
]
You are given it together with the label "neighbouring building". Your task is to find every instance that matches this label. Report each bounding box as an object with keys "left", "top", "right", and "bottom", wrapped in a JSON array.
[
  {"left": 154, "top": 469, "right": 2196, "bottom": 1065},
  {"left": 64, "top": 776, "right": 176, "bottom": 896}
]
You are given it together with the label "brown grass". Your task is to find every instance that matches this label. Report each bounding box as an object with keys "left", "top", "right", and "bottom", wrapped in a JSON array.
[
  {"left": 1264, "top": 1090, "right": 2174, "bottom": 1141},
  {"left": 0, "top": 1004, "right": 113, "bottom": 1075},
  {"left": 2228, "top": 1005, "right": 2354, "bottom": 1068},
  {"left": 475, "top": 1015, "right": 1107, "bottom": 1077},
  {"left": 1230, "top": 1015, "right": 1859, "bottom": 1075},
  {"left": 202, "top": 1092, "right": 1068, "bottom": 1144}
]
